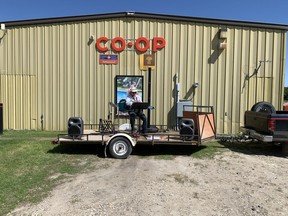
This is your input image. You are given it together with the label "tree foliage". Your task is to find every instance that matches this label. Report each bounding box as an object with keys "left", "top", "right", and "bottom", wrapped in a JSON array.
[{"left": 284, "top": 87, "right": 288, "bottom": 101}]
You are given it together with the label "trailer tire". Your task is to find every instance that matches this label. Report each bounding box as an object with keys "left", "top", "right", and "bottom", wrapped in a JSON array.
[
  {"left": 108, "top": 137, "right": 132, "bottom": 159},
  {"left": 251, "top": 102, "right": 276, "bottom": 114}
]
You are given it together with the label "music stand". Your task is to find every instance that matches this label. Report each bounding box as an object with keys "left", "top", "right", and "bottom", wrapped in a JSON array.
[{"left": 131, "top": 102, "right": 149, "bottom": 110}]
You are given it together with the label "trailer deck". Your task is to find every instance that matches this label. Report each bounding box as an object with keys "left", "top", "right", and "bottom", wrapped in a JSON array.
[{"left": 54, "top": 129, "right": 201, "bottom": 145}]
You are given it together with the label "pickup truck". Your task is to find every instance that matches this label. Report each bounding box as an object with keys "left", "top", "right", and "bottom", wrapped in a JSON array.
[{"left": 243, "top": 101, "right": 288, "bottom": 155}]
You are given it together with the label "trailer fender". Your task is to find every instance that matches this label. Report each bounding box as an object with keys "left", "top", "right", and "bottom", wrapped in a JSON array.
[
  {"left": 105, "top": 133, "right": 136, "bottom": 159},
  {"left": 106, "top": 133, "right": 136, "bottom": 147}
]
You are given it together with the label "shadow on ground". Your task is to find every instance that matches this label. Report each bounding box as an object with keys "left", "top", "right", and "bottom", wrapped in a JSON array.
[
  {"left": 132, "top": 144, "right": 205, "bottom": 157},
  {"left": 219, "top": 140, "right": 286, "bottom": 158},
  {"left": 48, "top": 139, "right": 287, "bottom": 159},
  {"left": 48, "top": 143, "right": 205, "bottom": 158},
  {"left": 48, "top": 144, "right": 106, "bottom": 158}
]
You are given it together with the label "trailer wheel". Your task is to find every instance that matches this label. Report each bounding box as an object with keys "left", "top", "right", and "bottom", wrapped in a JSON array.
[
  {"left": 108, "top": 137, "right": 132, "bottom": 159},
  {"left": 251, "top": 102, "right": 276, "bottom": 114}
]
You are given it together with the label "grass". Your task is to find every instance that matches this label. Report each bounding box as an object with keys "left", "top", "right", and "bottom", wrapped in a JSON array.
[
  {"left": 192, "top": 141, "right": 227, "bottom": 158},
  {"left": 0, "top": 130, "right": 245, "bottom": 215},
  {"left": 0, "top": 130, "right": 103, "bottom": 215}
]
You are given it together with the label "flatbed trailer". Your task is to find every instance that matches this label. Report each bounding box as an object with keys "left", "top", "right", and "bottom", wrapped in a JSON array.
[{"left": 52, "top": 105, "right": 216, "bottom": 159}]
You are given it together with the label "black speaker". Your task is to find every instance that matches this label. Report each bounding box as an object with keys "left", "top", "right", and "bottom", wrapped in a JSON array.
[
  {"left": 179, "top": 118, "right": 194, "bottom": 141},
  {"left": 68, "top": 117, "right": 84, "bottom": 137},
  {"left": 179, "top": 118, "right": 194, "bottom": 129},
  {"left": 180, "top": 126, "right": 194, "bottom": 141}
]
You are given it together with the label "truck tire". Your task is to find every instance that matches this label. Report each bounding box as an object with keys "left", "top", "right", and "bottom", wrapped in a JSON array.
[
  {"left": 108, "top": 137, "right": 132, "bottom": 159},
  {"left": 251, "top": 102, "right": 276, "bottom": 114}
]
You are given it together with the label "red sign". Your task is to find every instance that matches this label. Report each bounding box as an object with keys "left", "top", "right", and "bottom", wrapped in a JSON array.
[{"left": 96, "top": 36, "right": 166, "bottom": 53}]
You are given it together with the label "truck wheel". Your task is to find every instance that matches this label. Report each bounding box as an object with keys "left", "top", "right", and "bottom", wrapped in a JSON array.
[
  {"left": 251, "top": 102, "right": 276, "bottom": 114},
  {"left": 108, "top": 137, "right": 132, "bottom": 159}
]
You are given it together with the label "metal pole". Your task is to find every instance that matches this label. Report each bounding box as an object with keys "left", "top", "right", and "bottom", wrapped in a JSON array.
[
  {"left": 175, "top": 73, "right": 180, "bottom": 130},
  {"left": 147, "top": 67, "right": 151, "bottom": 128}
]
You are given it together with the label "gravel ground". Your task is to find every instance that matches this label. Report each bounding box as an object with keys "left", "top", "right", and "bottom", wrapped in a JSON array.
[{"left": 9, "top": 143, "right": 288, "bottom": 216}]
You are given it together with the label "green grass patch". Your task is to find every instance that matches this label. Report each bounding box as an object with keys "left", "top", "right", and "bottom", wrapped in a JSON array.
[
  {"left": 0, "top": 130, "right": 103, "bottom": 215},
  {"left": 192, "top": 141, "right": 227, "bottom": 158}
]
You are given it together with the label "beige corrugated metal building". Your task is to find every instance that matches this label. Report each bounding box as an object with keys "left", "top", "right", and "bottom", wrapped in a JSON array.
[{"left": 0, "top": 12, "right": 287, "bottom": 134}]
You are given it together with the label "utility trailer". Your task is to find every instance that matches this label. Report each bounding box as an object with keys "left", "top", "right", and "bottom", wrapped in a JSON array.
[{"left": 52, "top": 105, "right": 216, "bottom": 159}]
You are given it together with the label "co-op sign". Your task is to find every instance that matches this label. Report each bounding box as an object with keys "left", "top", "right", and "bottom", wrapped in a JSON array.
[{"left": 96, "top": 36, "right": 166, "bottom": 52}]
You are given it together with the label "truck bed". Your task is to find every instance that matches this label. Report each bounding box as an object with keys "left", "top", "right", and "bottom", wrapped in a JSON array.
[
  {"left": 244, "top": 110, "right": 288, "bottom": 140},
  {"left": 245, "top": 111, "right": 288, "bottom": 133}
]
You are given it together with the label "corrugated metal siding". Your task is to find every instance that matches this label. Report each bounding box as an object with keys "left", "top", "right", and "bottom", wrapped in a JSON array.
[{"left": 0, "top": 16, "right": 286, "bottom": 134}]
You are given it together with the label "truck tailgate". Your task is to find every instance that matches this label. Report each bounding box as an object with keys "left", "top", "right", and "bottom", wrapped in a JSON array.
[
  {"left": 244, "top": 111, "right": 271, "bottom": 134},
  {"left": 245, "top": 110, "right": 288, "bottom": 135}
]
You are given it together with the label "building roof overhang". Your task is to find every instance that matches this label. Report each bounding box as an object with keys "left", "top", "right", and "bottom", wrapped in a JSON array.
[{"left": 2, "top": 11, "right": 288, "bottom": 31}]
